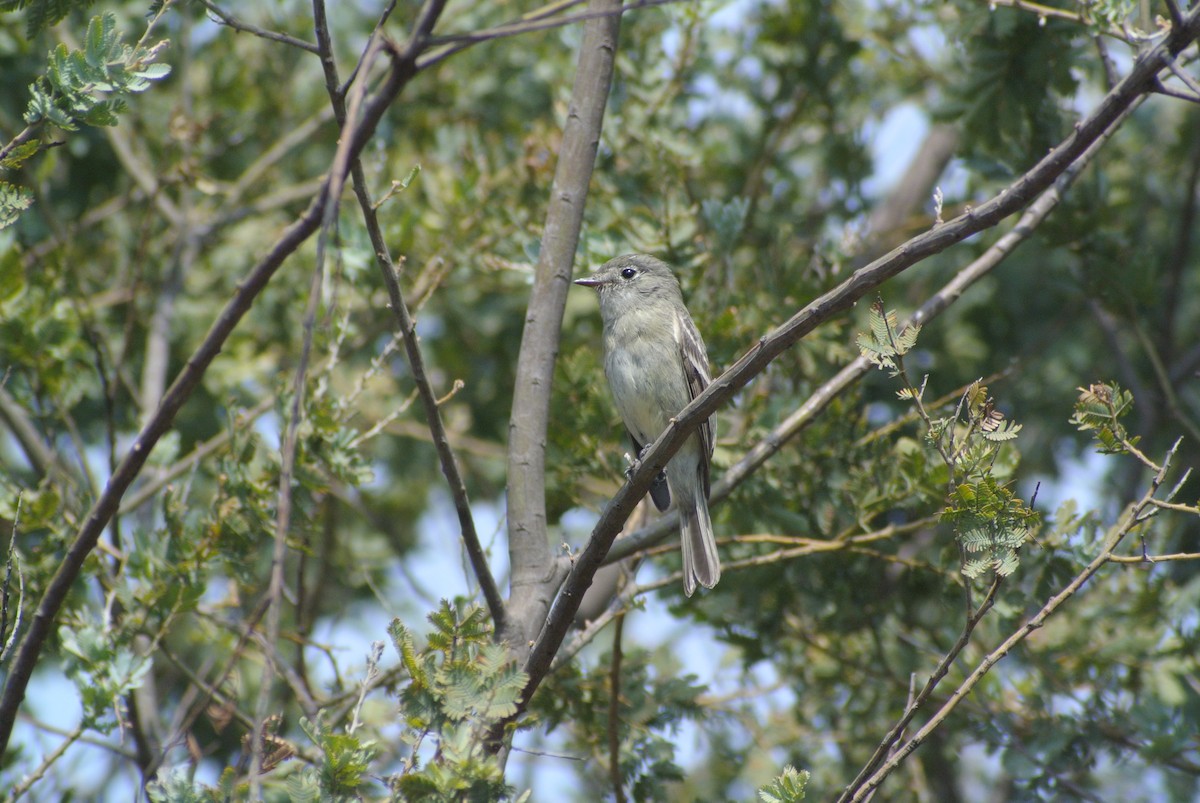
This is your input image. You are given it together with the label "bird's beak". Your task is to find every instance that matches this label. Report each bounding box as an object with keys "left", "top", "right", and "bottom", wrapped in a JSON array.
[{"left": 574, "top": 275, "right": 602, "bottom": 288}]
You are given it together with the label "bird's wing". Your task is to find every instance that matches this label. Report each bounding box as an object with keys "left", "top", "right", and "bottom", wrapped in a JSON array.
[{"left": 676, "top": 309, "right": 714, "bottom": 496}]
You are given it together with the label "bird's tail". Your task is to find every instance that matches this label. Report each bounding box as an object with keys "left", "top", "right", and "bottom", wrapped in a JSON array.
[{"left": 680, "top": 493, "right": 720, "bottom": 597}]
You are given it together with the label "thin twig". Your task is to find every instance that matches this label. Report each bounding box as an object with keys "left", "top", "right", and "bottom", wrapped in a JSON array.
[
  {"left": 0, "top": 387, "right": 66, "bottom": 483},
  {"left": 0, "top": 496, "right": 24, "bottom": 665},
  {"left": 984, "top": 0, "right": 1137, "bottom": 42},
  {"left": 554, "top": 518, "right": 938, "bottom": 670},
  {"left": 7, "top": 724, "right": 84, "bottom": 800},
  {"left": 1108, "top": 550, "right": 1200, "bottom": 562},
  {"left": 197, "top": 0, "right": 320, "bottom": 53},
  {"left": 608, "top": 613, "right": 627, "bottom": 803},
  {"left": 838, "top": 577, "right": 1002, "bottom": 802},
  {"left": 247, "top": 0, "right": 347, "bottom": 785},
  {"left": 311, "top": 0, "right": 506, "bottom": 629}
]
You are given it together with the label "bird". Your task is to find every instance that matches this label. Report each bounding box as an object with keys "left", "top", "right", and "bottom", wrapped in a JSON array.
[{"left": 574, "top": 254, "right": 720, "bottom": 596}]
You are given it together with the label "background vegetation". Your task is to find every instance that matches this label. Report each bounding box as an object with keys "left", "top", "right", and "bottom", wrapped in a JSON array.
[{"left": 1, "top": 0, "right": 1199, "bottom": 799}]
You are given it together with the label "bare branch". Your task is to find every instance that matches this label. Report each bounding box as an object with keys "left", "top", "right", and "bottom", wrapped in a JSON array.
[
  {"left": 308, "top": 0, "right": 508, "bottom": 628},
  {"left": 248, "top": 128, "right": 329, "bottom": 792},
  {"left": 417, "top": 0, "right": 679, "bottom": 70},
  {"left": 1109, "top": 549, "right": 1200, "bottom": 562},
  {"left": 985, "top": 0, "right": 1138, "bottom": 43},
  {"left": 504, "top": 0, "right": 624, "bottom": 650},
  {"left": 555, "top": 518, "right": 937, "bottom": 671},
  {"left": 196, "top": 0, "right": 320, "bottom": 54},
  {"left": 0, "top": 387, "right": 65, "bottom": 483},
  {"left": 839, "top": 577, "right": 1002, "bottom": 802},
  {"left": 607, "top": 613, "right": 627, "bottom": 803}
]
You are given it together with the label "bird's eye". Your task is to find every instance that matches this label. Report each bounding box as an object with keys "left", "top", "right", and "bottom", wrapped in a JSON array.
[{"left": 620, "top": 268, "right": 637, "bottom": 279}]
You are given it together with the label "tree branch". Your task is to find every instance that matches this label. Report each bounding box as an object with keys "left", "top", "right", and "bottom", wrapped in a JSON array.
[
  {"left": 839, "top": 577, "right": 1002, "bottom": 802},
  {"left": 307, "top": 0, "right": 510, "bottom": 629},
  {"left": 504, "top": 0, "right": 624, "bottom": 651},
  {"left": 196, "top": 0, "right": 320, "bottom": 54},
  {"left": 0, "top": 386, "right": 66, "bottom": 484},
  {"left": 417, "top": 0, "right": 674, "bottom": 70}
]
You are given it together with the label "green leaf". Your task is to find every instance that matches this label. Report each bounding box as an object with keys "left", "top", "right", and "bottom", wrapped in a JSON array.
[
  {"left": 22, "top": 13, "right": 170, "bottom": 132},
  {"left": 759, "top": 765, "right": 810, "bottom": 802},
  {"left": 0, "top": 181, "right": 34, "bottom": 229}
]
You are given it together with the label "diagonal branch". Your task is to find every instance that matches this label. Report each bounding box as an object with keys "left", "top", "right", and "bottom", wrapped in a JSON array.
[
  {"left": 839, "top": 577, "right": 1002, "bottom": 802},
  {"left": 512, "top": 3, "right": 1200, "bottom": 720},
  {"left": 417, "top": 0, "right": 674, "bottom": 70},
  {"left": 197, "top": 0, "right": 320, "bottom": 54}
]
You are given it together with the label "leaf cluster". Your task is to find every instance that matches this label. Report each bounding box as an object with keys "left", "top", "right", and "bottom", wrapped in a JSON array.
[
  {"left": 388, "top": 601, "right": 528, "bottom": 801},
  {"left": 23, "top": 13, "right": 170, "bottom": 131},
  {"left": 1070, "top": 381, "right": 1139, "bottom": 455},
  {"left": 758, "top": 765, "right": 810, "bottom": 803},
  {"left": 859, "top": 300, "right": 1038, "bottom": 580},
  {"left": 0, "top": 12, "right": 170, "bottom": 229}
]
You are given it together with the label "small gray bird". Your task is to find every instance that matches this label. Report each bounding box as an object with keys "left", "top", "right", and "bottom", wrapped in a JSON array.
[{"left": 574, "top": 254, "right": 720, "bottom": 596}]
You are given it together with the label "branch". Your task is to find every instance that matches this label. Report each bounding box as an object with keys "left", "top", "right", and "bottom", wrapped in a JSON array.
[
  {"left": 416, "top": 0, "right": 675, "bottom": 70},
  {"left": 1108, "top": 550, "right": 1200, "bottom": 562},
  {"left": 0, "top": 386, "right": 66, "bottom": 484},
  {"left": 553, "top": 518, "right": 938, "bottom": 672},
  {"left": 513, "top": 3, "right": 1200, "bottom": 722},
  {"left": 839, "top": 577, "right": 1002, "bottom": 802},
  {"left": 985, "top": 0, "right": 1139, "bottom": 43},
  {"left": 503, "top": 0, "right": 624, "bottom": 650},
  {"left": 0, "top": 23, "right": 433, "bottom": 755},
  {"left": 607, "top": 612, "right": 627, "bottom": 803},
  {"left": 248, "top": 122, "right": 330, "bottom": 792},
  {"left": 197, "top": 0, "right": 320, "bottom": 54}
]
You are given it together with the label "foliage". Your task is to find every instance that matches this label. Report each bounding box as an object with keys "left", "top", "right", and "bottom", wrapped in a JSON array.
[
  {"left": 0, "top": 181, "right": 32, "bottom": 229},
  {"left": 758, "top": 765, "right": 810, "bottom": 803},
  {"left": 0, "top": 0, "right": 99, "bottom": 37},
  {"left": 1071, "top": 381, "right": 1140, "bottom": 455},
  {"left": 293, "top": 713, "right": 379, "bottom": 802},
  {"left": 0, "top": 11, "right": 170, "bottom": 229},
  {"left": 859, "top": 300, "right": 1039, "bottom": 579},
  {"left": 388, "top": 602, "right": 527, "bottom": 801},
  {"left": 1, "top": 0, "right": 1199, "bottom": 799},
  {"left": 22, "top": 13, "right": 171, "bottom": 131},
  {"left": 531, "top": 634, "right": 705, "bottom": 799}
]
